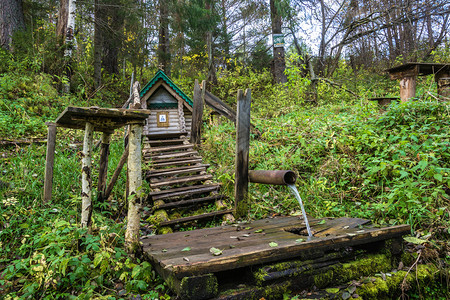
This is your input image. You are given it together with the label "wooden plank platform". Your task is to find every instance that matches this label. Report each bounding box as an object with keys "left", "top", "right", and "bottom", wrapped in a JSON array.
[{"left": 142, "top": 216, "right": 410, "bottom": 280}]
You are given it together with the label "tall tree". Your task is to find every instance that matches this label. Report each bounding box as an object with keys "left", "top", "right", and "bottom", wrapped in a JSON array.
[
  {"left": 158, "top": 0, "right": 171, "bottom": 75},
  {"left": 56, "top": 0, "right": 69, "bottom": 44},
  {"left": 270, "top": 0, "right": 287, "bottom": 83},
  {"left": 93, "top": 0, "right": 103, "bottom": 88},
  {"left": 205, "top": 0, "right": 217, "bottom": 86},
  {"left": 0, "top": 0, "right": 25, "bottom": 50}
]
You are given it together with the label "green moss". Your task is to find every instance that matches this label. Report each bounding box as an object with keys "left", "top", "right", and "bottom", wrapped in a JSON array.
[{"left": 179, "top": 273, "right": 218, "bottom": 300}]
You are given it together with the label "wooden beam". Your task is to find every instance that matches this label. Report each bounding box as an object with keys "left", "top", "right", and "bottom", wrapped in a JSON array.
[
  {"left": 399, "top": 76, "right": 416, "bottom": 102},
  {"left": 43, "top": 122, "right": 57, "bottom": 204},
  {"left": 234, "top": 89, "right": 251, "bottom": 219},
  {"left": 104, "top": 145, "right": 129, "bottom": 201},
  {"left": 190, "top": 79, "right": 204, "bottom": 145},
  {"left": 97, "top": 132, "right": 111, "bottom": 202},
  {"left": 81, "top": 122, "right": 94, "bottom": 232}
]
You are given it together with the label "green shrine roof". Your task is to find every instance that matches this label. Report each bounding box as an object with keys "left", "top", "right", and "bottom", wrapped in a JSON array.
[{"left": 140, "top": 70, "right": 193, "bottom": 107}]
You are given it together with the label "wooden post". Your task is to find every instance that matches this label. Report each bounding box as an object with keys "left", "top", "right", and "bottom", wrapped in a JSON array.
[
  {"left": 43, "top": 122, "right": 57, "bottom": 203},
  {"left": 125, "top": 81, "right": 143, "bottom": 251},
  {"left": 399, "top": 76, "right": 416, "bottom": 102},
  {"left": 234, "top": 89, "right": 251, "bottom": 219},
  {"left": 191, "top": 79, "right": 204, "bottom": 144},
  {"left": 81, "top": 122, "right": 94, "bottom": 232},
  {"left": 97, "top": 132, "right": 111, "bottom": 202}
]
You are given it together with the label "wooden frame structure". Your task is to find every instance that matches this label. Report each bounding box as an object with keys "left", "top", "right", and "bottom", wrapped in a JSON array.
[{"left": 386, "top": 62, "right": 450, "bottom": 101}]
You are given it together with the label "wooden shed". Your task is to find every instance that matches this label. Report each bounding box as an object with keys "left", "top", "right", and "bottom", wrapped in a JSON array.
[{"left": 140, "top": 70, "right": 193, "bottom": 136}]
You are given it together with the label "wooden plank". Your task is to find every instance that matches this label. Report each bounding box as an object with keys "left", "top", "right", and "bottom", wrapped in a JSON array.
[
  {"left": 145, "top": 132, "right": 186, "bottom": 139},
  {"left": 144, "top": 138, "right": 186, "bottom": 146},
  {"left": 234, "top": 89, "right": 251, "bottom": 218},
  {"left": 43, "top": 122, "right": 57, "bottom": 203},
  {"left": 147, "top": 164, "right": 209, "bottom": 176},
  {"left": 146, "top": 144, "right": 193, "bottom": 153},
  {"left": 144, "top": 156, "right": 202, "bottom": 164},
  {"left": 153, "top": 195, "right": 225, "bottom": 210},
  {"left": 190, "top": 79, "right": 204, "bottom": 145},
  {"left": 204, "top": 90, "right": 237, "bottom": 123},
  {"left": 150, "top": 174, "right": 213, "bottom": 188},
  {"left": 149, "top": 184, "right": 220, "bottom": 201},
  {"left": 154, "top": 224, "right": 410, "bottom": 278},
  {"left": 149, "top": 151, "right": 198, "bottom": 160},
  {"left": 148, "top": 158, "right": 203, "bottom": 168},
  {"left": 160, "top": 209, "right": 234, "bottom": 226},
  {"left": 147, "top": 166, "right": 207, "bottom": 179},
  {"left": 104, "top": 145, "right": 129, "bottom": 201}
]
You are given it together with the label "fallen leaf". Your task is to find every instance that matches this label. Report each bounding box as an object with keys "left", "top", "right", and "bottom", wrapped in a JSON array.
[
  {"left": 181, "top": 247, "right": 191, "bottom": 252},
  {"left": 403, "top": 236, "right": 427, "bottom": 245},
  {"left": 318, "top": 219, "right": 326, "bottom": 225},
  {"left": 161, "top": 249, "right": 167, "bottom": 253},
  {"left": 183, "top": 257, "right": 190, "bottom": 262},
  {"left": 325, "top": 288, "right": 340, "bottom": 293},
  {"left": 254, "top": 229, "right": 264, "bottom": 233},
  {"left": 269, "top": 242, "right": 278, "bottom": 247},
  {"left": 295, "top": 238, "right": 305, "bottom": 243},
  {"left": 347, "top": 233, "right": 356, "bottom": 237},
  {"left": 210, "top": 247, "right": 223, "bottom": 256},
  {"left": 242, "top": 233, "right": 250, "bottom": 237}
]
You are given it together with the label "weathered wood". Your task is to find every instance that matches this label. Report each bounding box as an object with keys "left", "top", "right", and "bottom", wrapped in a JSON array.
[
  {"left": 97, "top": 132, "right": 111, "bottom": 202},
  {"left": 146, "top": 165, "right": 209, "bottom": 178},
  {"left": 149, "top": 151, "right": 198, "bottom": 161},
  {"left": 148, "top": 184, "right": 220, "bottom": 201},
  {"left": 149, "top": 158, "right": 203, "bottom": 168},
  {"left": 159, "top": 209, "right": 234, "bottom": 226},
  {"left": 153, "top": 195, "right": 224, "bottom": 210},
  {"left": 144, "top": 132, "right": 186, "bottom": 139},
  {"left": 145, "top": 138, "right": 186, "bottom": 146},
  {"left": 438, "top": 77, "right": 450, "bottom": 98},
  {"left": 150, "top": 174, "right": 213, "bottom": 188},
  {"left": 191, "top": 79, "right": 204, "bottom": 145},
  {"left": 104, "top": 145, "right": 129, "bottom": 201},
  {"left": 81, "top": 122, "right": 94, "bottom": 231},
  {"left": 125, "top": 83, "right": 144, "bottom": 250},
  {"left": 55, "top": 106, "right": 150, "bottom": 132},
  {"left": 149, "top": 167, "right": 207, "bottom": 181},
  {"left": 43, "top": 122, "right": 57, "bottom": 203},
  {"left": 146, "top": 144, "right": 194, "bottom": 153},
  {"left": 399, "top": 76, "right": 417, "bottom": 102},
  {"left": 234, "top": 89, "right": 251, "bottom": 218},
  {"left": 142, "top": 217, "right": 410, "bottom": 279}
]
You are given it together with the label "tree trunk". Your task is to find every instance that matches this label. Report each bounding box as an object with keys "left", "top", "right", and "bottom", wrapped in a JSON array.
[
  {"left": 102, "top": 4, "right": 124, "bottom": 75},
  {"left": 206, "top": 0, "right": 218, "bottom": 86},
  {"left": 0, "top": 0, "right": 25, "bottom": 51},
  {"left": 158, "top": 0, "right": 171, "bottom": 75},
  {"left": 93, "top": 0, "right": 103, "bottom": 88},
  {"left": 56, "top": 0, "right": 69, "bottom": 45},
  {"left": 63, "top": 0, "right": 76, "bottom": 93},
  {"left": 270, "top": 0, "right": 287, "bottom": 84}
]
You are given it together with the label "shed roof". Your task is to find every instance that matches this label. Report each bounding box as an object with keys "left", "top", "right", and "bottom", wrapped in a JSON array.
[
  {"left": 386, "top": 62, "right": 450, "bottom": 75},
  {"left": 140, "top": 70, "right": 193, "bottom": 107}
]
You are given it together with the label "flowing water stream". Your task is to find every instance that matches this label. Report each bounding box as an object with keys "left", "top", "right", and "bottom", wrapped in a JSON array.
[{"left": 287, "top": 184, "right": 313, "bottom": 238}]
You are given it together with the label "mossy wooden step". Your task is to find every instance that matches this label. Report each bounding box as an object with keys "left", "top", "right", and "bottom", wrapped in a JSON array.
[
  {"left": 152, "top": 195, "right": 226, "bottom": 211},
  {"left": 149, "top": 174, "right": 213, "bottom": 188},
  {"left": 146, "top": 165, "right": 209, "bottom": 180},
  {"left": 147, "top": 184, "right": 221, "bottom": 201}
]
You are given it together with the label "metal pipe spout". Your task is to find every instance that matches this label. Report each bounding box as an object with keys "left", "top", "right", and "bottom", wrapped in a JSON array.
[{"left": 248, "top": 170, "right": 297, "bottom": 185}]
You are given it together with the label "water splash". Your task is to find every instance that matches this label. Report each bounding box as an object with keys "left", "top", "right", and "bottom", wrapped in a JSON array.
[{"left": 287, "top": 184, "right": 313, "bottom": 238}]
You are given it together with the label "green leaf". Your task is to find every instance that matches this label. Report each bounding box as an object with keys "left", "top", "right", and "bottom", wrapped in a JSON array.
[
  {"left": 295, "top": 238, "right": 305, "bottom": 243},
  {"left": 342, "top": 291, "right": 351, "bottom": 299},
  {"left": 403, "top": 236, "right": 427, "bottom": 245},
  {"left": 434, "top": 173, "right": 443, "bottom": 182},
  {"left": 318, "top": 219, "right": 326, "bottom": 224},
  {"left": 269, "top": 242, "right": 278, "bottom": 247},
  {"left": 181, "top": 247, "right": 191, "bottom": 252},
  {"left": 254, "top": 229, "right": 264, "bottom": 233},
  {"left": 326, "top": 288, "right": 340, "bottom": 293},
  {"left": 209, "top": 247, "right": 223, "bottom": 256},
  {"left": 132, "top": 265, "right": 141, "bottom": 279}
]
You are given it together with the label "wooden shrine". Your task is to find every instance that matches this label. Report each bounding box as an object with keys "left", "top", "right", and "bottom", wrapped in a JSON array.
[
  {"left": 386, "top": 62, "right": 450, "bottom": 101},
  {"left": 139, "top": 70, "right": 193, "bottom": 137}
]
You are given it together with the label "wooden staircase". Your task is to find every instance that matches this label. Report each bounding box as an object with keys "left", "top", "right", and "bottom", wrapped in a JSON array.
[{"left": 142, "top": 133, "right": 233, "bottom": 232}]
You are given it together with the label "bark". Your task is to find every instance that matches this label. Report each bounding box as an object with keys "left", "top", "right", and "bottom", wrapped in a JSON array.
[
  {"left": 158, "top": 0, "right": 171, "bottom": 75},
  {"left": 63, "top": 0, "right": 76, "bottom": 93},
  {"left": 56, "top": 0, "right": 69, "bottom": 43},
  {"left": 270, "top": 0, "right": 287, "bottom": 84},
  {"left": 102, "top": 4, "right": 124, "bottom": 75},
  {"left": 93, "top": 0, "right": 103, "bottom": 88},
  {"left": 206, "top": 0, "right": 218, "bottom": 86},
  {"left": 81, "top": 122, "right": 94, "bottom": 232},
  {"left": 0, "top": 0, "right": 25, "bottom": 51}
]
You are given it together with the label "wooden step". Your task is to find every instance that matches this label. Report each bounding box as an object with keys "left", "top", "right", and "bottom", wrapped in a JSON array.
[
  {"left": 147, "top": 158, "right": 203, "bottom": 168},
  {"left": 145, "top": 144, "right": 194, "bottom": 153},
  {"left": 150, "top": 174, "right": 213, "bottom": 188},
  {"left": 160, "top": 209, "right": 234, "bottom": 226},
  {"left": 146, "top": 164, "right": 210, "bottom": 177},
  {"left": 145, "top": 132, "right": 187, "bottom": 140},
  {"left": 145, "top": 138, "right": 187, "bottom": 146},
  {"left": 147, "top": 166, "right": 208, "bottom": 180},
  {"left": 148, "top": 151, "right": 199, "bottom": 161},
  {"left": 153, "top": 195, "right": 225, "bottom": 210},
  {"left": 148, "top": 184, "right": 221, "bottom": 201}
]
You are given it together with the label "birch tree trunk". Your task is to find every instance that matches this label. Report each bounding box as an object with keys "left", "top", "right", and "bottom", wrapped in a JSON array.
[
  {"left": 81, "top": 122, "right": 94, "bottom": 232},
  {"left": 125, "top": 82, "right": 143, "bottom": 252},
  {"left": 63, "top": 0, "right": 76, "bottom": 93}
]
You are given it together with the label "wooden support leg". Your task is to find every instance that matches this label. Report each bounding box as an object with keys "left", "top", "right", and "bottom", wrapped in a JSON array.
[
  {"left": 399, "top": 76, "right": 416, "bottom": 102},
  {"left": 81, "top": 122, "right": 94, "bottom": 232},
  {"left": 234, "top": 89, "right": 251, "bottom": 219},
  {"left": 43, "top": 122, "right": 57, "bottom": 204},
  {"left": 191, "top": 79, "right": 205, "bottom": 145},
  {"left": 97, "top": 132, "right": 111, "bottom": 201},
  {"left": 125, "top": 123, "right": 143, "bottom": 250}
]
